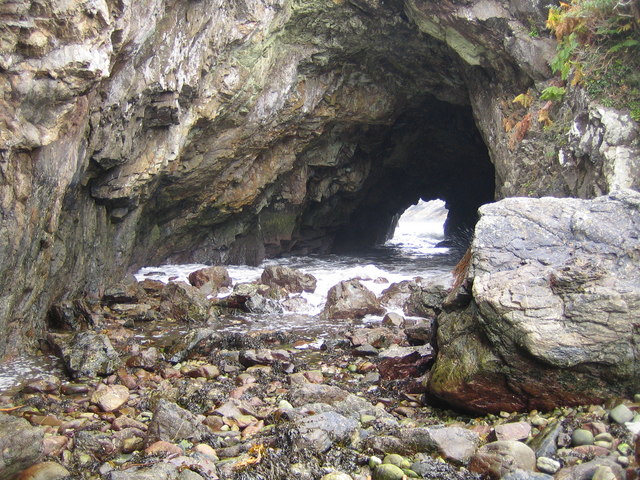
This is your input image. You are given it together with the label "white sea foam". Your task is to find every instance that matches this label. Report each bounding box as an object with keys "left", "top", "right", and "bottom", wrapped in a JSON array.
[
  {"left": 135, "top": 199, "right": 454, "bottom": 316},
  {"left": 1, "top": 200, "right": 456, "bottom": 394}
]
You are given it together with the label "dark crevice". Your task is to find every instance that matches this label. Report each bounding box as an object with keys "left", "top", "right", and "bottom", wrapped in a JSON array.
[{"left": 293, "top": 95, "right": 494, "bottom": 255}]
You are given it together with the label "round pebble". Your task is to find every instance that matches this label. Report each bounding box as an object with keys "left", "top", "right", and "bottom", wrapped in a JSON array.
[
  {"left": 320, "top": 473, "right": 352, "bottom": 480},
  {"left": 530, "top": 414, "right": 548, "bottom": 427},
  {"left": 373, "top": 464, "right": 406, "bottom": 480},
  {"left": 383, "top": 453, "right": 410, "bottom": 469},
  {"left": 593, "top": 440, "right": 612, "bottom": 449},
  {"left": 594, "top": 432, "right": 613, "bottom": 442},
  {"left": 536, "top": 456, "right": 561, "bottom": 474},
  {"left": 369, "top": 456, "right": 383, "bottom": 468},
  {"left": 571, "top": 429, "right": 594, "bottom": 446},
  {"left": 402, "top": 468, "right": 420, "bottom": 478},
  {"left": 609, "top": 404, "right": 634, "bottom": 424},
  {"left": 16, "top": 461, "right": 70, "bottom": 480}
]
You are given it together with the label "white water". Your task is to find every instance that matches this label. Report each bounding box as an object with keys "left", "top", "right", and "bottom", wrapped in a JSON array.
[
  {"left": 0, "top": 200, "right": 457, "bottom": 393},
  {"left": 136, "top": 199, "right": 455, "bottom": 317}
]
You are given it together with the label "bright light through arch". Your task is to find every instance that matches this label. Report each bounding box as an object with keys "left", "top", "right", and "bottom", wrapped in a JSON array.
[{"left": 385, "top": 199, "right": 448, "bottom": 251}]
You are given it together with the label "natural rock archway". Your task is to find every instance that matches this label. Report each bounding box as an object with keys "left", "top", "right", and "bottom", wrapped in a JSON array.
[{"left": 1, "top": 0, "right": 638, "bottom": 356}]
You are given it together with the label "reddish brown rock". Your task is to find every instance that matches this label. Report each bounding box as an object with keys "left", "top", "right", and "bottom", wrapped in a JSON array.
[
  {"left": 188, "top": 266, "right": 232, "bottom": 294},
  {"left": 185, "top": 364, "right": 220, "bottom": 379},
  {"left": 572, "top": 445, "right": 611, "bottom": 457},
  {"left": 22, "top": 376, "right": 61, "bottom": 394},
  {"left": 42, "top": 436, "right": 68, "bottom": 457},
  {"left": 494, "top": 422, "right": 531, "bottom": 442},
  {"left": 144, "top": 440, "right": 183, "bottom": 456},
  {"left": 377, "top": 344, "right": 434, "bottom": 380},
  {"left": 16, "top": 461, "right": 70, "bottom": 480},
  {"left": 91, "top": 384, "right": 130, "bottom": 412},
  {"left": 112, "top": 416, "right": 147, "bottom": 432},
  {"left": 323, "top": 279, "right": 384, "bottom": 319}
]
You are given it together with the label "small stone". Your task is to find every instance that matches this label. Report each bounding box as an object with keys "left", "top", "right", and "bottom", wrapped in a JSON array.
[
  {"left": 203, "top": 415, "right": 225, "bottom": 431},
  {"left": 320, "top": 473, "right": 353, "bottom": 480},
  {"left": 144, "top": 440, "right": 183, "bottom": 456},
  {"left": 383, "top": 453, "right": 411, "bottom": 469},
  {"left": 609, "top": 404, "right": 634, "bottom": 424},
  {"left": 22, "top": 376, "right": 61, "bottom": 394},
  {"left": 16, "top": 461, "right": 70, "bottom": 480},
  {"left": 571, "top": 429, "right": 594, "bottom": 446},
  {"left": 234, "top": 414, "right": 257, "bottom": 428},
  {"left": 529, "top": 414, "right": 548, "bottom": 427},
  {"left": 369, "top": 456, "right": 383, "bottom": 468},
  {"left": 536, "top": 457, "right": 561, "bottom": 474},
  {"left": 112, "top": 416, "right": 147, "bottom": 432},
  {"left": 592, "top": 465, "right": 617, "bottom": 480},
  {"left": 502, "top": 470, "right": 554, "bottom": 480},
  {"left": 61, "top": 383, "right": 90, "bottom": 395},
  {"left": 572, "top": 445, "right": 611, "bottom": 457},
  {"left": 634, "top": 394, "right": 640, "bottom": 403},
  {"left": 494, "top": 421, "right": 531, "bottom": 442},
  {"left": 194, "top": 443, "right": 218, "bottom": 460},
  {"left": 303, "top": 370, "right": 324, "bottom": 383},
  {"left": 373, "top": 463, "right": 406, "bottom": 480},
  {"left": 42, "top": 436, "right": 68, "bottom": 456},
  {"left": 469, "top": 440, "right": 536, "bottom": 478},
  {"left": 91, "top": 384, "right": 130, "bottom": 412},
  {"left": 122, "top": 436, "right": 144, "bottom": 453},
  {"left": 186, "top": 364, "right": 220, "bottom": 379},
  {"left": 593, "top": 440, "right": 612, "bottom": 449},
  {"left": 594, "top": 432, "right": 614, "bottom": 442},
  {"left": 402, "top": 469, "right": 420, "bottom": 478},
  {"left": 363, "top": 372, "right": 380, "bottom": 383},
  {"left": 616, "top": 456, "right": 629, "bottom": 467}
]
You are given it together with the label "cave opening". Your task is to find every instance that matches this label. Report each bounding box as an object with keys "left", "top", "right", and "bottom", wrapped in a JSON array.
[
  {"left": 292, "top": 95, "right": 495, "bottom": 257},
  {"left": 385, "top": 198, "right": 448, "bottom": 250}
]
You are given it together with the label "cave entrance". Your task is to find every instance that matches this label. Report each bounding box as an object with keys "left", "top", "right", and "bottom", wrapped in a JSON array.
[{"left": 313, "top": 95, "right": 495, "bottom": 255}]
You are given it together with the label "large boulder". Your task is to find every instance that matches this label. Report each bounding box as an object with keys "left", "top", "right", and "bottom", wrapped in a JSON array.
[
  {"left": 323, "top": 279, "right": 384, "bottom": 319},
  {"left": 428, "top": 191, "right": 640, "bottom": 413},
  {"left": 48, "top": 332, "right": 121, "bottom": 379},
  {"left": 146, "top": 399, "right": 211, "bottom": 445},
  {"left": 261, "top": 265, "right": 317, "bottom": 293},
  {"left": 0, "top": 414, "right": 44, "bottom": 478},
  {"left": 188, "top": 266, "right": 232, "bottom": 295},
  {"left": 160, "top": 282, "right": 212, "bottom": 323}
]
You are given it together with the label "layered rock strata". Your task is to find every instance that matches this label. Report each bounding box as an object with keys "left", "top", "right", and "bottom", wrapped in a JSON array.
[
  {"left": 1, "top": 0, "right": 638, "bottom": 356},
  {"left": 428, "top": 190, "right": 640, "bottom": 413}
]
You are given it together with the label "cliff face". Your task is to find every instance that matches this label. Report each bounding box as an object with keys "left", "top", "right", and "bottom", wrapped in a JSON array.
[{"left": 0, "top": 0, "right": 638, "bottom": 356}]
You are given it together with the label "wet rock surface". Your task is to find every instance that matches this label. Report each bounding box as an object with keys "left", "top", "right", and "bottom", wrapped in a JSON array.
[
  {"left": 429, "top": 191, "right": 640, "bottom": 413},
  {"left": 323, "top": 279, "right": 385, "bottom": 320},
  {"left": 1, "top": 266, "right": 639, "bottom": 480}
]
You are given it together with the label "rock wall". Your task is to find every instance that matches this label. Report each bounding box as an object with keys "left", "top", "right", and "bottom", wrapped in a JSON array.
[{"left": 1, "top": 0, "right": 639, "bottom": 355}]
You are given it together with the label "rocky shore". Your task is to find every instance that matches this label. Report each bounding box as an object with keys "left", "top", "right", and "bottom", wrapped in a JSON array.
[{"left": 0, "top": 257, "right": 638, "bottom": 480}]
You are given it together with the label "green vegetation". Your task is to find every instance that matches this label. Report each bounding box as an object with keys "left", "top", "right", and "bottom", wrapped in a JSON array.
[
  {"left": 546, "top": 0, "right": 640, "bottom": 120},
  {"left": 540, "top": 86, "right": 567, "bottom": 102}
]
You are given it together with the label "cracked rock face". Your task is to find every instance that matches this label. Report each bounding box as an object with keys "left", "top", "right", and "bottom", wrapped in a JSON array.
[
  {"left": 0, "top": 0, "right": 638, "bottom": 356},
  {"left": 428, "top": 190, "right": 640, "bottom": 413}
]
